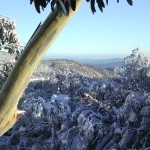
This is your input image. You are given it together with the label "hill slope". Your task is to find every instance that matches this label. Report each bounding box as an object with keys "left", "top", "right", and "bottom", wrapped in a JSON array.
[
  {"left": 0, "top": 52, "right": 116, "bottom": 80},
  {"left": 33, "top": 59, "right": 116, "bottom": 80}
]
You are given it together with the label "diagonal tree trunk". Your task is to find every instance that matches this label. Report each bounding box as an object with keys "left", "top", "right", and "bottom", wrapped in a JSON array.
[{"left": 0, "top": 0, "right": 82, "bottom": 136}]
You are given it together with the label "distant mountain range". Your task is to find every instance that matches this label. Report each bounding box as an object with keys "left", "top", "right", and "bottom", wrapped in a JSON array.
[
  {"left": 75, "top": 58, "right": 124, "bottom": 69},
  {"left": 76, "top": 58, "right": 124, "bottom": 64},
  {"left": 43, "top": 56, "right": 124, "bottom": 69}
]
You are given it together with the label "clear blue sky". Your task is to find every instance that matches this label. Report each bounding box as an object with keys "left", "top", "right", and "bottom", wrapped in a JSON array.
[{"left": 0, "top": 0, "right": 150, "bottom": 59}]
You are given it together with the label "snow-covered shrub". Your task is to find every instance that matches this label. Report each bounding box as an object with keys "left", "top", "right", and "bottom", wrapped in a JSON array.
[{"left": 115, "top": 92, "right": 150, "bottom": 149}]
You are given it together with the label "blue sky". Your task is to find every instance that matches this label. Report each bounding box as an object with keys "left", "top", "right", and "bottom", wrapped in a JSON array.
[{"left": 0, "top": 0, "right": 150, "bottom": 59}]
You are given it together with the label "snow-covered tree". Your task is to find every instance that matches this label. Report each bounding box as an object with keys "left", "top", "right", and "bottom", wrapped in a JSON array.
[
  {"left": 115, "top": 48, "right": 150, "bottom": 91},
  {"left": 124, "top": 48, "right": 150, "bottom": 79},
  {"left": 0, "top": 15, "right": 21, "bottom": 55},
  {"left": 0, "top": 16, "right": 24, "bottom": 84}
]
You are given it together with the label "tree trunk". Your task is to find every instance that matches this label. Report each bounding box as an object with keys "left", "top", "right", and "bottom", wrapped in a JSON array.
[{"left": 0, "top": 0, "right": 82, "bottom": 136}]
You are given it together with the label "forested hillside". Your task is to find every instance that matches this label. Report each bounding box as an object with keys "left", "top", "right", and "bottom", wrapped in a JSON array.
[{"left": 0, "top": 49, "right": 149, "bottom": 149}]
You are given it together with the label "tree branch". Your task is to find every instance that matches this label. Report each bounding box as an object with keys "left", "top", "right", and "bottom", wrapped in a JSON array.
[{"left": 0, "top": 0, "right": 82, "bottom": 136}]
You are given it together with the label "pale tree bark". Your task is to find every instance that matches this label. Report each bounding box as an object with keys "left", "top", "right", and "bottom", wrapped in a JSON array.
[{"left": 0, "top": 0, "right": 82, "bottom": 136}]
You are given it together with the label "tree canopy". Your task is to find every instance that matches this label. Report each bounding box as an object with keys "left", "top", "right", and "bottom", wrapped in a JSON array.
[{"left": 30, "top": 0, "right": 133, "bottom": 15}]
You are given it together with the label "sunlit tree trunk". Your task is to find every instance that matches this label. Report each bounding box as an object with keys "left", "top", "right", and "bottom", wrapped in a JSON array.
[{"left": 0, "top": 0, "right": 82, "bottom": 136}]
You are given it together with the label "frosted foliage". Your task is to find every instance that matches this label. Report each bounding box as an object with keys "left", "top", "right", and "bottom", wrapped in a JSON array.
[
  {"left": 0, "top": 16, "right": 21, "bottom": 54},
  {"left": 78, "top": 111, "right": 102, "bottom": 140},
  {"left": 21, "top": 92, "right": 149, "bottom": 149},
  {"left": 44, "top": 94, "right": 71, "bottom": 123},
  {"left": 1, "top": 79, "right": 150, "bottom": 149},
  {"left": 0, "top": 16, "right": 25, "bottom": 85},
  {"left": 22, "top": 96, "right": 45, "bottom": 118},
  {"left": 114, "top": 49, "right": 150, "bottom": 91},
  {"left": 126, "top": 49, "right": 150, "bottom": 66},
  {"left": 116, "top": 92, "right": 150, "bottom": 149},
  {"left": 124, "top": 48, "right": 150, "bottom": 78}
]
